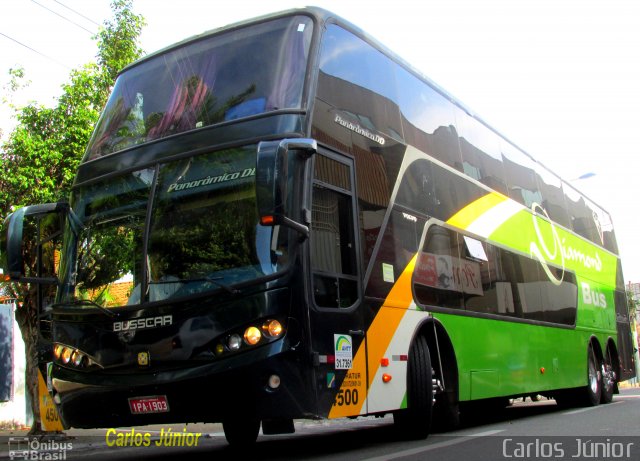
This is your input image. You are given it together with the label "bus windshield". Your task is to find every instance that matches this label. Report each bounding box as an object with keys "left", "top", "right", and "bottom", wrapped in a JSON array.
[
  {"left": 58, "top": 146, "right": 289, "bottom": 308},
  {"left": 85, "top": 15, "right": 313, "bottom": 160}
]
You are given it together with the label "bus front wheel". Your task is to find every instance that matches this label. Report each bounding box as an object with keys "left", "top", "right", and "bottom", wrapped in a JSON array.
[{"left": 393, "top": 335, "right": 433, "bottom": 439}]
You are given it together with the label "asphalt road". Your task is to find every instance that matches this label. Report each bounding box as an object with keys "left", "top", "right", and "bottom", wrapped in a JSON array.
[{"left": 2, "top": 388, "right": 639, "bottom": 461}]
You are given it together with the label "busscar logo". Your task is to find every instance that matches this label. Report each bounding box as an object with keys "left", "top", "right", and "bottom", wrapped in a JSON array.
[{"left": 113, "top": 315, "right": 173, "bottom": 332}]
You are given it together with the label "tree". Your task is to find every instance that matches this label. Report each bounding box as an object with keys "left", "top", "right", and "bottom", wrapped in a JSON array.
[{"left": 0, "top": 0, "right": 145, "bottom": 434}]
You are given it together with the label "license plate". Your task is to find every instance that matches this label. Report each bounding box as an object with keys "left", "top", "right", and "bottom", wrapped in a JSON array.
[{"left": 128, "top": 395, "right": 170, "bottom": 414}]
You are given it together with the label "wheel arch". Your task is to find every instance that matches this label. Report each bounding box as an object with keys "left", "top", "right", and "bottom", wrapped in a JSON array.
[{"left": 415, "top": 317, "right": 459, "bottom": 402}]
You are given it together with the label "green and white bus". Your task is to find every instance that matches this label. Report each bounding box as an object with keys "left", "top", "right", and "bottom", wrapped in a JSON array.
[{"left": 2, "top": 7, "right": 635, "bottom": 444}]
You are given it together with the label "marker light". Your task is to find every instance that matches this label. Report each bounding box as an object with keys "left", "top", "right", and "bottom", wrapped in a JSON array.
[
  {"left": 382, "top": 373, "right": 392, "bottom": 383},
  {"left": 268, "top": 374, "right": 281, "bottom": 389},
  {"left": 263, "top": 319, "right": 283, "bottom": 338},
  {"left": 244, "top": 326, "right": 262, "bottom": 345},
  {"left": 215, "top": 343, "right": 225, "bottom": 356},
  {"left": 228, "top": 334, "right": 242, "bottom": 351},
  {"left": 260, "top": 215, "right": 275, "bottom": 226}
]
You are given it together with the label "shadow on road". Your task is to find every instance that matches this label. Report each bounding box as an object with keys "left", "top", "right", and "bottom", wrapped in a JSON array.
[{"left": 82, "top": 399, "right": 566, "bottom": 461}]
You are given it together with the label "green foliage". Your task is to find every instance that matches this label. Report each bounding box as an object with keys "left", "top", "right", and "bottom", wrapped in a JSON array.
[
  {"left": 627, "top": 290, "right": 638, "bottom": 320},
  {"left": 0, "top": 0, "right": 146, "bottom": 432},
  {"left": 0, "top": 0, "right": 145, "bottom": 216}
]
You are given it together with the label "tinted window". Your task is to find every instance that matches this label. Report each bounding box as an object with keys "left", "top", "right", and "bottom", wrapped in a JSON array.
[
  {"left": 319, "top": 24, "right": 402, "bottom": 141},
  {"left": 414, "top": 225, "right": 577, "bottom": 325},
  {"left": 501, "top": 143, "right": 541, "bottom": 208},
  {"left": 394, "top": 67, "right": 462, "bottom": 169},
  {"left": 457, "top": 115, "right": 507, "bottom": 194},
  {"left": 366, "top": 208, "right": 426, "bottom": 300},
  {"left": 414, "top": 226, "right": 464, "bottom": 309},
  {"left": 396, "top": 158, "right": 485, "bottom": 221},
  {"left": 535, "top": 165, "right": 571, "bottom": 228},
  {"left": 564, "top": 182, "right": 617, "bottom": 252},
  {"left": 311, "top": 154, "right": 358, "bottom": 308},
  {"left": 86, "top": 16, "right": 313, "bottom": 159},
  {"left": 146, "top": 147, "right": 286, "bottom": 302},
  {"left": 395, "top": 159, "right": 436, "bottom": 217}
]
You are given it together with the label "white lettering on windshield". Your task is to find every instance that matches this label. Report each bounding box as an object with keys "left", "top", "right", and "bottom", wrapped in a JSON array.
[{"left": 167, "top": 168, "right": 255, "bottom": 193}]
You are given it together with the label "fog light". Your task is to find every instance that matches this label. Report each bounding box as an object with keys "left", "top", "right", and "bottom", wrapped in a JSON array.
[
  {"left": 228, "top": 334, "right": 242, "bottom": 351},
  {"left": 244, "top": 326, "right": 262, "bottom": 345},
  {"left": 263, "top": 319, "right": 283, "bottom": 338},
  {"left": 61, "top": 347, "right": 72, "bottom": 364},
  {"left": 268, "top": 374, "right": 281, "bottom": 389}
]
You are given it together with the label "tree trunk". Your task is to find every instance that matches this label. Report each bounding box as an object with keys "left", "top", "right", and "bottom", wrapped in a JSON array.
[{"left": 13, "top": 291, "right": 44, "bottom": 435}]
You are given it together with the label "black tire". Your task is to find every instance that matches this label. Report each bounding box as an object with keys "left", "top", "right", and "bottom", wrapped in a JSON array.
[
  {"left": 600, "top": 347, "right": 615, "bottom": 404},
  {"left": 223, "top": 417, "right": 260, "bottom": 446},
  {"left": 432, "top": 392, "right": 460, "bottom": 432},
  {"left": 393, "top": 335, "right": 433, "bottom": 439},
  {"left": 581, "top": 343, "right": 602, "bottom": 407}
]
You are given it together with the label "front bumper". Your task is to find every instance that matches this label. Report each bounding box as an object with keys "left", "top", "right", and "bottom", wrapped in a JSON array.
[{"left": 52, "top": 342, "right": 313, "bottom": 429}]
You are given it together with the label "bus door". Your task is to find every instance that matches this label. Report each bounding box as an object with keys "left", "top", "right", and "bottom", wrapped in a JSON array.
[{"left": 307, "top": 149, "right": 367, "bottom": 418}]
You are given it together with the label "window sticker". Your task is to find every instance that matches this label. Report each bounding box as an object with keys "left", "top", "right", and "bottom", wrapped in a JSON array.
[
  {"left": 334, "top": 334, "right": 353, "bottom": 370},
  {"left": 382, "top": 263, "right": 395, "bottom": 283}
]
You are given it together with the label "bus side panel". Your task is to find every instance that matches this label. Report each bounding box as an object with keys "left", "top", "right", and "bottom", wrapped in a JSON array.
[{"left": 432, "top": 313, "right": 591, "bottom": 400}]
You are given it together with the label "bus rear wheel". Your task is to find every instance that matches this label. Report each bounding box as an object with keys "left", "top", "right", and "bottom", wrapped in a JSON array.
[
  {"left": 600, "top": 347, "right": 615, "bottom": 404},
  {"left": 223, "top": 417, "right": 260, "bottom": 446},
  {"left": 582, "top": 343, "right": 602, "bottom": 407},
  {"left": 393, "top": 335, "right": 433, "bottom": 439}
]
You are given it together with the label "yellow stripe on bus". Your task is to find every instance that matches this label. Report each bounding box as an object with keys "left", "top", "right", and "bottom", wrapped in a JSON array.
[
  {"left": 446, "top": 192, "right": 508, "bottom": 229},
  {"left": 329, "top": 255, "right": 418, "bottom": 418}
]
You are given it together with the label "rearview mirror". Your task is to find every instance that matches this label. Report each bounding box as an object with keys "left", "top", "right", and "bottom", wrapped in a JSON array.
[
  {"left": 1, "top": 202, "right": 68, "bottom": 284},
  {"left": 256, "top": 138, "right": 317, "bottom": 236}
]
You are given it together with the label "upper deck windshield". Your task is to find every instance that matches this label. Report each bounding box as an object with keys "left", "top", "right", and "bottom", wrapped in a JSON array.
[{"left": 85, "top": 15, "right": 313, "bottom": 160}]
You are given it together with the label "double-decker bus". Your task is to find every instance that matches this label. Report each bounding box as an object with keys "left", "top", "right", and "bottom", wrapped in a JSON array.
[{"left": 1, "top": 7, "right": 635, "bottom": 445}]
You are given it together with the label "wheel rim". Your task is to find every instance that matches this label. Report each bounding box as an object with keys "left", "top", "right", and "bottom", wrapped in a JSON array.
[
  {"left": 588, "top": 348, "right": 600, "bottom": 394},
  {"left": 602, "top": 363, "right": 613, "bottom": 391}
]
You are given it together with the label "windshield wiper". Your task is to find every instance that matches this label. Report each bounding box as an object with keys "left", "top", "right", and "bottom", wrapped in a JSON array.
[
  {"left": 205, "top": 277, "right": 241, "bottom": 295},
  {"left": 55, "top": 299, "right": 119, "bottom": 318},
  {"left": 156, "top": 276, "right": 241, "bottom": 295}
]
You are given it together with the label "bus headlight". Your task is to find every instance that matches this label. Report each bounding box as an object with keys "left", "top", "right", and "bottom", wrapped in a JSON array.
[
  {"left": 244, "top": 326, "right": 262, "bottom": 345},
  {"left": 53, "top": 342, "right": 102, "bottom": 369},
  {"left": 61, "top": 347, "right": 72, "bottom": 364},
  {"left": 228, "top": 334, "right": 242, "bottom": 351},
  {"left": 262, "top": 319, "right": 283, "bottom": 338},
  {"left": 53, "top": 344, "right": 64, "bottom": 361},
  {"left": 71, "top": 350, "right": 86, "bottom": 367}
]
